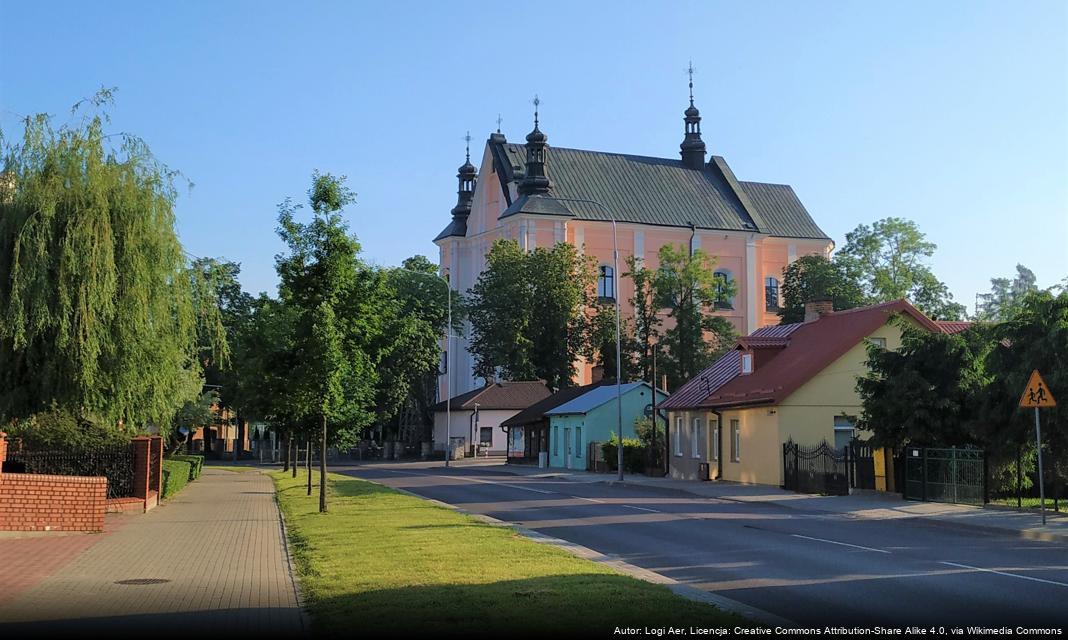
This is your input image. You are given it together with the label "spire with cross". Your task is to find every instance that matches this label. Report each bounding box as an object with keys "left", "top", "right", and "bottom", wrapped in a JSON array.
[
  {"left": 688, "top": 60, "right": 696, "bottom": 106},
  {"left": 496, "top": 114, "right": 502, "bottom": 134},
  {"left": 680, "top": 61, "right": 706, "bottom": 169},
  {"left": 464, "top": 131, "right": 471, "bottom": 163}
]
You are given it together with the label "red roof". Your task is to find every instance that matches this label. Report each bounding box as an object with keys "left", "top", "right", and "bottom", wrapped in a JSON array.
[
  {"left": 935, "top": 320, "right": 972, "bottom": 335},
  {"left": 430, "top": 381, "right": 551, "bottom": 412},
  {"left": 700, "top": 300, "right": 941, "bottom": 409}
]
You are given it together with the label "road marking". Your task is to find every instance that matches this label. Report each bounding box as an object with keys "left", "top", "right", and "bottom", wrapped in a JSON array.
[
  {"left": 791, "top": 534, "right": 890, "bottom": 554},
  {"left": 939, "top": 561, "right": 1068, "bottom": 588},
  {"left": 575, "top": 497, "right": 606, "bottom": 504},
  {"left": 381, "top": 469, "right": 556, "bottom": 495},
  {"left": 623, "top": 505, "right": 661, "bottom": 513}
]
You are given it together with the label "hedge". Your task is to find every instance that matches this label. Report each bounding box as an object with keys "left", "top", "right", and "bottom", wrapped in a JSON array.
[
  {"left": 170, "top": 454, "right": 204, "bottom": 481},
  {"left": 161, "top": 459, "right": 192, "bottom": 499},
  {"left": 601, "top": 437, "right": 646, "bottom": 474}
]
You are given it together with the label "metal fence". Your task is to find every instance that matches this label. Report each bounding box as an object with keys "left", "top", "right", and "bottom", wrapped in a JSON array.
[
  {"left": 783, "top": 441, "right": 849, "bottom": 495},
  {"left": 903, "top": 446, "right": 985, "bottom": 506},
  {"left": 3, "top": 445, "right": 136, "bottom": 500}
]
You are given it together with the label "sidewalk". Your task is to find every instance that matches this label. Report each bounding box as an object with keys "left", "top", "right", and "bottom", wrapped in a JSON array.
[
  {"left": 446, "top": 460, "right": 1068, "bottom": 544},
  {"left": 0, "top": 468, "right": 305, "bottom": 635}
]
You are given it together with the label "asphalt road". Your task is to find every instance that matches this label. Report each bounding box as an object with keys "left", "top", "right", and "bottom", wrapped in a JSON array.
[{"left": 343, "top": 464, "right": 1068, "bottom": 628}]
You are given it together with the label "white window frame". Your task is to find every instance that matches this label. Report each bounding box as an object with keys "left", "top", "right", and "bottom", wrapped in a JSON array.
[
  {"left": 712, "top": 421, "right": 720, "bottom": 462},
  {"left": 597, "top": 264, "right": 615, "bottom": 299},
  {"left": 868, "top": 337, "right": 887, "bottom": 349},
  {"left": 741, "top": 353, "right": 753, "bottom": 374},
  {"left": 691, "top": 418, "right": 702, "bottom": 458},
  {"left": 730, "top": 419, "right": 741, "bottom": 462},
  {"left": 674, "top": 416, "right": 683, "bottom": 457}
]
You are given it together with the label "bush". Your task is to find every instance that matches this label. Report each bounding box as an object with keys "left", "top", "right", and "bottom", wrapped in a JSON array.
[
  {"left": 161, "top": 459, "right": 192, "bottom": 499},
  {"left": 169, "top": 454, "right": 204, "bottom": 480},
  {"left": 5, "top": 407, "right": 132, "bottom": 451},
  {"left": 602, "top": 436, "right": 645, "bottom": 474}
]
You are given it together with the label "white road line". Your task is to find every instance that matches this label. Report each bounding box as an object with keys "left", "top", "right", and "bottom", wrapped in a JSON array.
[
  {"left": 940, "top": 561, "right": 1068, "bottom": 588},
  {"left": 623, "top": 505, "right": 661, "bottom": 513},
  {"left": 576, "top": 497, "right": 606, "bottom": 504},
  {"left": 791, "top": 534, "right": 891, "bottom": 554},
  {"left": 381, "top": 469, "right": 556, "bottom": 495}
]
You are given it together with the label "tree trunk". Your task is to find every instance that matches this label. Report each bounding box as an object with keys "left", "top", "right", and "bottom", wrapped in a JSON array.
[
  {"left": 319, "top": 414, "right": 328, "bottom": 513},
  {"left": 306, "top": 436, "right": 312, "bottom": 496},
  {"left": 291, "top": 432, "right": 297, "bottom": 478},
  {"left": 283, "top": 435, "right": 291, "bottom": 473}
]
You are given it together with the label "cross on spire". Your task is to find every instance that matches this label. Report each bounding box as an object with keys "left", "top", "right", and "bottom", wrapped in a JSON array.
[
  {"left": 687, "top": 60, "right": 696, "bottom": 106},
  {"left": 464, "top": 131, "right": 471, "bottom": 162},
  {"left": 532, "top": 94, "right": 540, "bottom": 128},
  {"left": 496, "top": 114, "right": 502, "bottom": 133}
]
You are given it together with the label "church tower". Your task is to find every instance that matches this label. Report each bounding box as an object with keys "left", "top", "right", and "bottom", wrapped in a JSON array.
[
  {"left": 680, "top": 62, "right": 707, "bottom": 170},
  {"left": 518, "top": 96, "right": 552, "bottom": 195}
]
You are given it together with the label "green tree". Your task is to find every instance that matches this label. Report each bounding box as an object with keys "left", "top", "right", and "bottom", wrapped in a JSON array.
[
  {"left": 585, "top": 302, "right": 640, "bottom": 382},
  {"left": 467, "top": 240, "right": 594, "bottom": 389},
  {"left": 836, "top": 217, "right": 965, "bottom": 320},
  {"left": 275, "top": 172, "right": 380, "bottom": 512},
  {"left": 653, "top": 244, "right": 735, "bottom": 390},
  {"left": 856, "top": 318, "right": 994, "bottom": 448},
  {"left": 778, "top": 255, "right": 867, "bottom": 323},
  {"left": 975, "top": 264, "right": 1038, "bottom": 321},
  {"left": 624, "top": 255, "right": 663, "bottom": 382},
  {"left": 0, "top": 95, "right": 225, "bottom": 432}
]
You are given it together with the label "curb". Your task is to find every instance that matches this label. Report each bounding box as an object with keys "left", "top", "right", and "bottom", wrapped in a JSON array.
[
  {"left": 263, "top": 471, "right": 313, "bottom": 636},
  {"left": 379, "top": 480, "right": 789, "bottom": 628}
]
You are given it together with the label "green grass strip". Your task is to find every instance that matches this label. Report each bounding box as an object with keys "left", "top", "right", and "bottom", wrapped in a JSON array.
[{"left": 270, "top": 470, "right": 744, "bottom": 635}]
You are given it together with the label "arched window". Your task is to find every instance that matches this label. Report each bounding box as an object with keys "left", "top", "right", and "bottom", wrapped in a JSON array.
[
  {"left": 713, "top": 270, "right": 734, "bottom": 310},
  {"left": 765, "top": 276, "right": 780, "bottom": 312},
  {"left": 597, "top": 265, "right": 615, "bottom": 299}
]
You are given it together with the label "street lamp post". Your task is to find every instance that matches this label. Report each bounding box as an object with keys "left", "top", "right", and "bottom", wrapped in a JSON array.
[
  {"left": 549, "top": 197, "right": 624, "bottom": 481},
  {"left": 398, "top": 267, "right": 453, "bottom": 468}
]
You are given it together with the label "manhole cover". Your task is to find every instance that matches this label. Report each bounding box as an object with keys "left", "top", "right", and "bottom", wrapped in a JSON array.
[{"left": 114, "top": 578, "right": 171, "bottom": 585}]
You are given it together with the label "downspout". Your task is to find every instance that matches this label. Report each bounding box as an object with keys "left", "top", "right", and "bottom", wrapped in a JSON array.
[{"left": 711, "top": 409, "right": 724, "bottom": 480}]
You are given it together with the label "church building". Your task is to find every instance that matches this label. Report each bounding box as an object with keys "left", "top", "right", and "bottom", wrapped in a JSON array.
[{"left": 434, "top": 78, "right": 833, "bottom": 397}]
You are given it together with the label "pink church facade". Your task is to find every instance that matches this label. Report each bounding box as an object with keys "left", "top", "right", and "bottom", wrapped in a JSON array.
[{"left": 434, "top": 96, "right": 833, "bottom": 397}]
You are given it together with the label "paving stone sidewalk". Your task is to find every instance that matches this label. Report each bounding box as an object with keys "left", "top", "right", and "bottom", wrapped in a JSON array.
[{"left": 0, "top": 468, "right": 305, "bottom": 636}]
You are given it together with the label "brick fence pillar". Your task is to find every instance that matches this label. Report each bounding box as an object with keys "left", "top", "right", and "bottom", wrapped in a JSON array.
[
  {"left": 131, "top": 436, "right": 151, "bottom": 511},
  {"left": 0, "top": 432, "right": 7, "bottom": 484}
]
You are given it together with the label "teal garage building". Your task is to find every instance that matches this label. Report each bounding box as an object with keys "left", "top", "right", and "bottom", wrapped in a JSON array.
[{"left": 545, "top": 382, "right": 668, "bottom": 470}]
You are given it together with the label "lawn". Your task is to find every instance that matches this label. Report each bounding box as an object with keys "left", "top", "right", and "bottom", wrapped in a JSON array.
[{"left": 270, "top": 470, "right": 745, "bottom": 636}]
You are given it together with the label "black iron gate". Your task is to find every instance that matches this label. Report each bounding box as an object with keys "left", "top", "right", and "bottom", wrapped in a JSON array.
[
  {"left": 849, "top": 439, "right": 876, "bottom": 491},
  {"left": 782, "top": 441, "right": 848, "bottom": 495},
  {"left": 903, "top": 446, "right": 986, "bottom": 505}
]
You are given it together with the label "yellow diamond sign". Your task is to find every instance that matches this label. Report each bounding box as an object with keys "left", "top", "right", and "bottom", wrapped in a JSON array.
[{"left": 1020, "top": 370, "right": 1056, "bottom": 408}]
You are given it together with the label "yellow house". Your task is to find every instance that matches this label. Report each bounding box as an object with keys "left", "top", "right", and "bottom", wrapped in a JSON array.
[{"left": 661, "top": 299, "right": 964, "bottom": 487}]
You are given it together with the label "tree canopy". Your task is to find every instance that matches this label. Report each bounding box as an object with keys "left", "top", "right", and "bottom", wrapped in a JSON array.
[
  {"left": 0, "top": 98, "right": 225, "bottom": 431},
  {"left": 778, "top": 255, "right": 866, "bottom": 323}
]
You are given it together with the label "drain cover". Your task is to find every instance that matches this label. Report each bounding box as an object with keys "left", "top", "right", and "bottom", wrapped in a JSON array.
[{"left": 115, "top": 578, "right": 170, "bottom": 585}]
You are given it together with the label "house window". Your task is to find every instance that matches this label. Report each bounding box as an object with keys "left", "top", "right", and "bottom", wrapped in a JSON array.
[
  {"left": 480, "top": 427, "right": 493, "bottom": 445},
  {"left": 674, "top": 416, "right": 683, "bottom": 456},
  {"left": 868, "top": 337, "right": 887, "bottom": 349},
  {"left": 714, "top": 270, "right": 734, "bottom": 310},
  {"left": 765, "top": 277, "right": 780, "bottom": 312},
  {"left": 597, "top": 265, "right": 615, "bottom": 299},
  {"left": 575, "top": 427, "right": 583, "bottom": 458},
  {"left": 834, "top": 415, "right": 856, "bottom": 450},
  {"left": 741, "top": 353, "right": 753, "bottom": 374},
  {"left": 553, "top": 426, "right": 559, "bottom": 455},
  {"left": 730, "top": 419, "right": 740, "bottom": 462},
  {"left": 712, "top": 421, "right": 720, "bottom": 461},
  {"left": 691, "top": 418, "right": 702, "bottom": 458}
]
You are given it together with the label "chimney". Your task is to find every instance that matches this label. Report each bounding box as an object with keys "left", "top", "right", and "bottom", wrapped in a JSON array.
[{"left": 804, "top": 297, "right": 834, "bottom": 323}]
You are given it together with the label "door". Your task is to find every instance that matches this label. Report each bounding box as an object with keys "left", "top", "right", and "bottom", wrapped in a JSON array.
[{"left": 565, "top": 428, "right": 572, "bottom": 469}]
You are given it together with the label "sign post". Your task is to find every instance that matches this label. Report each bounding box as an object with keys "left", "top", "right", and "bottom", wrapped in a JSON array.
[{"left": 1019, "top": 370, "right": 1056, "bottom": 525}]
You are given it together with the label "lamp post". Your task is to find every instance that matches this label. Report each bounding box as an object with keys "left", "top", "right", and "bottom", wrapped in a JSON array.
[
  {"left": 398, "top": 267, "right": 454, "bottom": 468},
  {"left": 548, "top": 197, "right": 624, "bottom": 481}
]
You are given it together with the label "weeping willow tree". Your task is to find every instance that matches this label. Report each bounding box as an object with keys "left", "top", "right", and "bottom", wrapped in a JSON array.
[{"left": 0, "top": 95, "right": 226, "bottom": 432}]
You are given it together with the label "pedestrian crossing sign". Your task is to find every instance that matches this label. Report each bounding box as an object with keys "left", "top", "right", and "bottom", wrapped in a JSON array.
[{"left": 1019, "top": 370, "right": 1056, "bottom": 408}]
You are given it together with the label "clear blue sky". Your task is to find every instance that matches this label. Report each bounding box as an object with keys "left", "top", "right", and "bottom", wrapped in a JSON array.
[{"left": 2, "top": 1, "right": 1066, "bottom": 312}]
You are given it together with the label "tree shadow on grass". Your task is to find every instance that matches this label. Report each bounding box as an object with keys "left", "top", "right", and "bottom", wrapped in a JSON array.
[{"left": 304, "top": 573, "right": 744, "bottom": 638}]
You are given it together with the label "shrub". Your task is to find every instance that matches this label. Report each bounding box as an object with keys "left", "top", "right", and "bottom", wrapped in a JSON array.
[
  {"left": 602, "top": 435, "right": 645, "bottom": 474},
  {"left": 170, "top": 454, "right": 204, "bottom": 480},
  {"left": 5, "top": 407, "right": 132, "bottom": 451},
  {"left": 161, "top": 459, "right": 192, "bottom": 499}
]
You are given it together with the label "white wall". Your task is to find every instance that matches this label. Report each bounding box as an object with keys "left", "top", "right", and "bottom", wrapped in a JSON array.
[{"left": 432, "top": 409, "right": 520, "bottom": 454}]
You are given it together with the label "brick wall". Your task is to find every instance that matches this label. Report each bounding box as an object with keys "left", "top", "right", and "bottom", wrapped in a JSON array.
[
  {"left": 0, "top": 433, "right": 108, "bottom": 532},
  {"left": 0, "top": 473, "right": 107, "bottom": 532}
]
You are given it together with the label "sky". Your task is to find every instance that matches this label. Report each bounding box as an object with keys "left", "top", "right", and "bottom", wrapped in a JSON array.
[{"left": 2, "top": 0, "right": 1066, "bottom": 313}]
